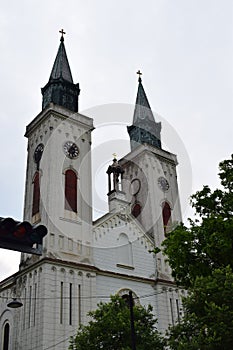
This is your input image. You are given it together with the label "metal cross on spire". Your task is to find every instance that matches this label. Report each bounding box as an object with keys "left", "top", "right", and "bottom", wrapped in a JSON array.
[
  {"left": 136, "top": 70, "right": 142, "bottom": 82},
  {"left": 59, "top": 28, "right": 66, "bottom": 41}
]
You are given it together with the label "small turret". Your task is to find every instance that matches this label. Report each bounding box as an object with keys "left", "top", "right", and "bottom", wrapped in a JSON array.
[
  {"left": 106, "top": 155, "right": 124, "bottom": 194},
  {"left": 106, "top": 155, "right": 129, "bottom": 213}
]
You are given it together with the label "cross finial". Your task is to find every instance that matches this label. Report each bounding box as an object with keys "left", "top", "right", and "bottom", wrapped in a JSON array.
[
  {"left": 59, "top": 29, "right": 66, "bottom": 42},
  {"left": 137, "top": 70, "right": 142, "bottom": 82}
]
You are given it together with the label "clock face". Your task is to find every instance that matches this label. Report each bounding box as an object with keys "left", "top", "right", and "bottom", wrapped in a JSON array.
[
  {"left": 34, "top": 143, "right": 44, "bottom": 163},
  {"left": 130, "top": 178, "right": 141, "bottom": 196},
  {"left": 158, "top": 176, "right": 169, "bottom": 192},
  {"left": 63, "top": 141, "right": 79, "bottom": 159}
]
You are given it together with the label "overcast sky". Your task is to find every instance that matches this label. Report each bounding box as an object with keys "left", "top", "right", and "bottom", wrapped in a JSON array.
[{"left": 0, "top": 0, "right": 232, "bottom": 280}]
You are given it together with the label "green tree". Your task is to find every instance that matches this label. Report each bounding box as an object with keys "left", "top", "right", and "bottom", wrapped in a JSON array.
[
  {"left": 69, "top": 295, "right": 164, "bottom": 350},
  {"left": 166, "top": 266, "right": 233, "bottom": 349},
  {"left": 162, "top": 155, "right": 233, "bottom": 349}
]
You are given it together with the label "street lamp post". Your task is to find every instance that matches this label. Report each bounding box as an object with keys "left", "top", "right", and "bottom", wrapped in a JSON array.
[{"left": 129, "top": 291, "right": 136, "bottom": 350}]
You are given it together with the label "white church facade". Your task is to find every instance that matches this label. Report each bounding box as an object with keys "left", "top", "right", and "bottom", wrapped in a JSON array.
[{"left": 0, "top": 33, "right": 184, "bottom": 350}]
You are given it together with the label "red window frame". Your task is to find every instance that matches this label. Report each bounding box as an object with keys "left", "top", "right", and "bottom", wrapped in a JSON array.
[
  {"left": 32, "top": 171, "right": 40, "bottom": 216},
  {"left": 65, "top": 170, "right": 77, "bottom": 212},
  {"left": 162, "top": 202, "right": 171, "bottom": 232},
  {"left": 131, "top": 202, "right": 142, "bottom": 218}
]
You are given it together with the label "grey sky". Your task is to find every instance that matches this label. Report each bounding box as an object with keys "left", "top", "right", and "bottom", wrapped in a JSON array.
[{"left": 0, "top": 0, "right": 232, "bottom": 279}]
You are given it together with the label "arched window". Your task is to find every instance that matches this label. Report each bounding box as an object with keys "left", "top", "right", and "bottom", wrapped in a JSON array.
[
  {"left": 162, "top": 202, "right": 171, "bottom": 233},
  {"left": 131, "top": 202, "right": 142, "bottom": 218},
  {"left": 3, "top": 323, "right": 10, "bottom": 350},
  {"left": 117, "top": 233, "right": 133, "bottom": 266},
  {"left": 65, "top": 170, "right": 77, "bottom": 212},
  {"left": 32, "top": 171, "right": 40, "bottom": 216},
  {"left": 118, "top": 289, "right": 140, "bottom": 306}
]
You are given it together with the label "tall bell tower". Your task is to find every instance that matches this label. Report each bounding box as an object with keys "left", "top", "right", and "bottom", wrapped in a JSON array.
[
  {"left": 7, "top": 32, "right": 97, "bottom": 350},
  {"left": 122, "top": 72, "right": 182, "bottom": 280},
  {"left": 21, "top": 31, "right": 94, "bottom": 266}
]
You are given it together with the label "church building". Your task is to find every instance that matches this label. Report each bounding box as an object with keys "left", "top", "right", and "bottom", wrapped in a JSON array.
[{"left": 0, "top": 33, "right": 184, "bottom": 350}]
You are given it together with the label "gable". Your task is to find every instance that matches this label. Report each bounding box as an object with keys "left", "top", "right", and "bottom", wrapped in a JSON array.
[{"left": 93, "top": 212, "right": 156, "bottom": 279}]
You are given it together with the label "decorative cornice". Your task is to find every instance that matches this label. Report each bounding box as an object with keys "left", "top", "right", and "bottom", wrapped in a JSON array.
[{"left": 25, "top": 104, "right": 94, "bottom": 138}]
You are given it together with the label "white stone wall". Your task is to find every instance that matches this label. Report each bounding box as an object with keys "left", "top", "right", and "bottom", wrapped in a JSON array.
[
  {"left": 94, "top": 213, "right": 156, "bottom": 279},
  {"left": 0, "top": 261, "right": 97, "bottom": 350},
  {"left": 121, "top": 145, "right": 182, "bottom": 280},
  {"left": 96, "top": 274, "right": 156, "bottom": 309},
  {"left": 22, "top": 106, "right": 94, "bottom": 266},
  {"left": 95, "top": 274, "right": 183, "bottom": 334},
  {"left": 93, "top": 209, "right": 184, "bottom": 334}
]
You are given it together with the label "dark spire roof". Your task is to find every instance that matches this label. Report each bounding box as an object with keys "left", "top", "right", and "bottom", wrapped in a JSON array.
[
  {"left": 49, "top": 36, "right": 73, "bottom": 83},
  {"left": 133, "top": 74, "right": 156, "bottom": 126},
  {"left": 127, "top": 72, "right": 162, "bottom": 150},
  {"left": 41, "top": 31, "right": 80, "bottom": 112}
]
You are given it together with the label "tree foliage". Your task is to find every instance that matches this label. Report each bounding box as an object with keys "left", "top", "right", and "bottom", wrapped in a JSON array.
[
  {"left": 166, "top": 266, "right": 233, "bottom": 349},
  {"left": 163, "top": 155, "right": 233, "bottom": 288},
  {"left": 69, "top": 295, "right": 164, "bottom": 350},
  {"left": 162, "top": 155, "right": 233, "bottom": 349}
]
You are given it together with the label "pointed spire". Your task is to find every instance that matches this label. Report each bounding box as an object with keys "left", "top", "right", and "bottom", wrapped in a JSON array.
[
  {"left": 127, "top": 72, "right": 162, "bottom": 150},
  {"left": 133, "top": 71, "right": 155, "bottom": 125},
  {"left": 49, "top": 30, "right": 73, "bottom": 83},
  {"left": 41, "top": 30, "right": 80, "bottom": 112}
]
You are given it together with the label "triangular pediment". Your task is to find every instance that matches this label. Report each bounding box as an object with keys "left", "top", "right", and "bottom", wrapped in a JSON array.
[{"left": 93, "top": 208, "right": 154, "bottom": 249}]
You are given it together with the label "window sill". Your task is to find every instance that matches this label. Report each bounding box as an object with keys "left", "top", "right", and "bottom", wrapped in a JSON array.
[
  {"left": 60, "top": 209, "right": 81, "bottom": 224},
  {"left": 116, "top": 263, "right": 134, "bottom": 270},
  {"left": 59, "top": 216, "right": 81, "bottom": 224},
  {"left": 32, "top": 213, "right": 41, "bottom": 224}
]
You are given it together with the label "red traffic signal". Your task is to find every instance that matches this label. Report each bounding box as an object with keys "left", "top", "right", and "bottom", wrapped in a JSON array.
[{"left": 0, "top": 217, "right": 47, "bottom": 255}]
